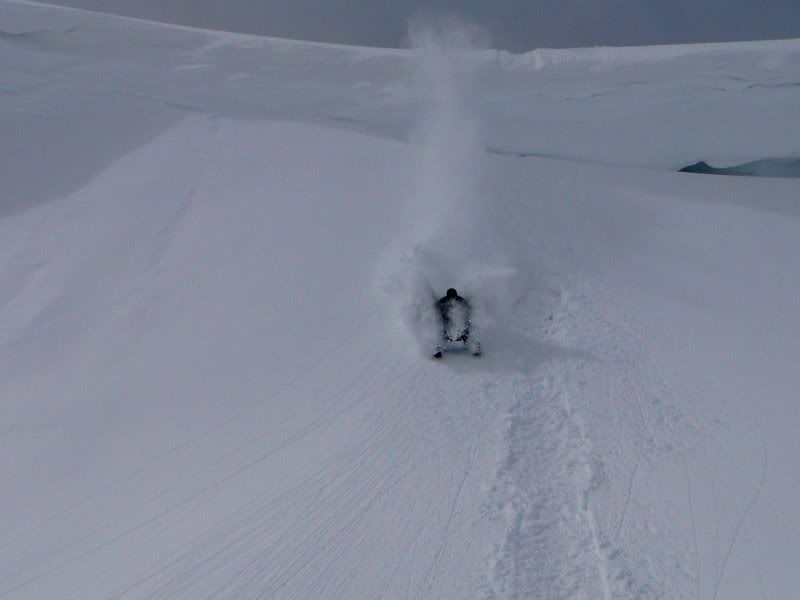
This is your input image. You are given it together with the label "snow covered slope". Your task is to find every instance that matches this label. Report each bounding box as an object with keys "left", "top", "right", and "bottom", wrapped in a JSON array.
[{"left": 1, "top": 1, "right": 799, "bottom": 598}]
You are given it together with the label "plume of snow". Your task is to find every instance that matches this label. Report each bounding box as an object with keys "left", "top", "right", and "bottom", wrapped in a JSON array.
[{"left": 377, "top": 18, "right": 545, "bottom": 356}]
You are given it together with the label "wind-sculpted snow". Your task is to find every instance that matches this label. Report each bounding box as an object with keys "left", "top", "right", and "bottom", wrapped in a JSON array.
[{"left": 1, "top": 2, "right": 800, "bottom": 599}]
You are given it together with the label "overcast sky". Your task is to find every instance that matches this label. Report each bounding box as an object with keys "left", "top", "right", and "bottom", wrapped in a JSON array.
[{"left": 42, "top": 0, "right": 800, "bottom": 51}]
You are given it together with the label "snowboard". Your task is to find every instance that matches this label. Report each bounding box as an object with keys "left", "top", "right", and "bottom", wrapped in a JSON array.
[{"left": 433, "top": 342, "right": 481, "bottom": 359}]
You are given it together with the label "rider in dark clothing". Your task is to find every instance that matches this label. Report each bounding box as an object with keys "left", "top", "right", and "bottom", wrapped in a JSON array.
[{"left": 433, "top": 288, "right": 481, "bottom": 358}]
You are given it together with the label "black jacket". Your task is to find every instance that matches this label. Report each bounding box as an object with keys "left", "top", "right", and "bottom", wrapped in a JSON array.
[{"left": 437, "top": 294, "right": 470, "bottom": 340}]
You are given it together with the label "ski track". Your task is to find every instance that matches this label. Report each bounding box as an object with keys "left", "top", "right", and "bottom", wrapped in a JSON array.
[
  {"left": 1, "top": 276, "right": 708, "bottom": 599},
  {"left": 480, "top": 287, "right": 612, "bottom": 599},
  {"left": 1, "top": 260, "right": 788, "bottom": 598},
  {"left": 47, "top": 347, "right": 505, "bottom": 599},
  {"left": 1, "top": 211, "right": 780, "bottom": 598},
  {"left": 2, "top": 343, "right": 398, "bottom": 598},
  {"left": 712, "top": 427, "right": 768, "bottom": 600},
  {"left": 0, "top": 313, "right": 376, "bottom": 551},
  {"left": 481, "top": 283, "right": 730, "bottom": 599}
]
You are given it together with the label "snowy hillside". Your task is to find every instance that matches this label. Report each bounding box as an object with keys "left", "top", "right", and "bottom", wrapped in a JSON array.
[{"left": 1, "top": 1, "right": 799, "bottom": 598}]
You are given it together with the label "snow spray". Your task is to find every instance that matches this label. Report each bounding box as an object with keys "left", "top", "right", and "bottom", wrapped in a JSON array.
[{"left": 377, "top": 18, "right": 541, "bottom": 354}]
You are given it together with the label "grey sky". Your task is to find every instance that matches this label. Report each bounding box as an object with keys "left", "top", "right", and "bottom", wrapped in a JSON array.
[{"left": 42, "top": 0, "right": 800, "bottom": 51}]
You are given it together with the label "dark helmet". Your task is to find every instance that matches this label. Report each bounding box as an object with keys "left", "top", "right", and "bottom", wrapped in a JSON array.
[{"left": 446, "top": 288, "right": 458, "bottom": 298}]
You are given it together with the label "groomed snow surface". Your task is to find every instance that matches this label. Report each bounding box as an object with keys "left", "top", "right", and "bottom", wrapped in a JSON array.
[{"left": 2, "top": 1, "right": 800, "bottom": 598}]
